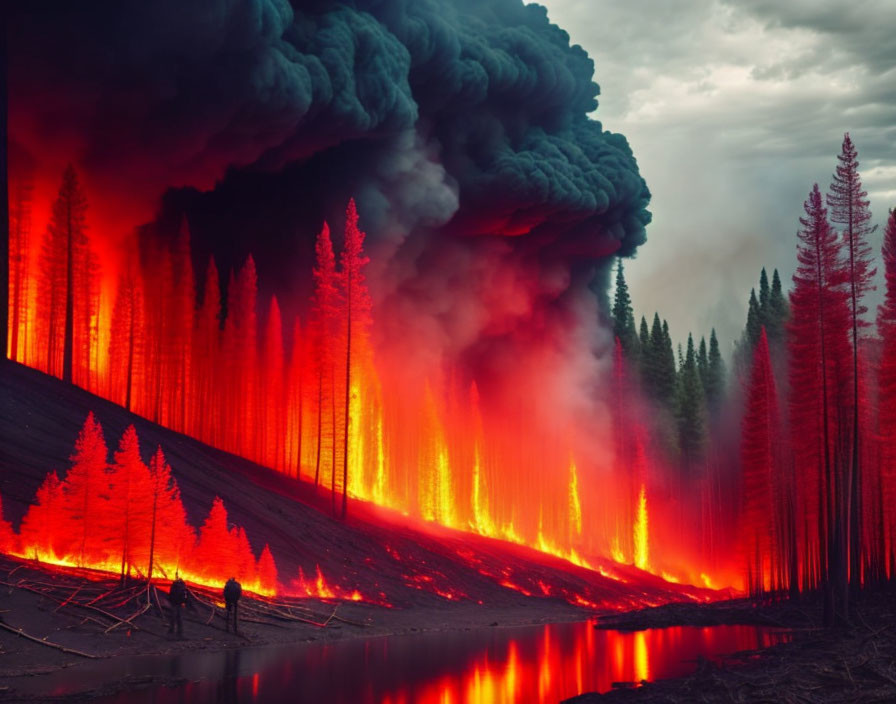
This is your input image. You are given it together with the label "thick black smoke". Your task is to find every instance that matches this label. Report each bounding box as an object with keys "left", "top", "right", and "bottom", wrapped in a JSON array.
[{"left": 10, "top": 0, "right": 651, "bottom": 450}]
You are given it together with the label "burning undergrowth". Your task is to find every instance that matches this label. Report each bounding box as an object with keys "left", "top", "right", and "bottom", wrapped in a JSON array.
[{"left": 0, "top": 365, "right": 724, "bottom": 614}]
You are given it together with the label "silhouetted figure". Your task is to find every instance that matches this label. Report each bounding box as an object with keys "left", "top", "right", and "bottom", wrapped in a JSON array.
[
  {"left": 167, "top": 577, "right": 188, "bottom": 638},
  {"left": 223, "top": 577, "right": 242, "bottom": 634}
]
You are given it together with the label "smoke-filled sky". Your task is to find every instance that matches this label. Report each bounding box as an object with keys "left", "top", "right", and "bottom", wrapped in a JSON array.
[
  {"left": 8, "top": 0, "right": 658, "bottom": 455},
  {"left": 537, "top": 0, "right": 896, "bottom": 351}
]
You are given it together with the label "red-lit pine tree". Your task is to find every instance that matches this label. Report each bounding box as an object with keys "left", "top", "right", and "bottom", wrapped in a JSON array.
[
  {"left": 789, "top": 184, "right": 851, "bottom": 621},
  {"left": 38, "top": 165, "right": 89, "bottom": 381},
  {"left": 827, "top": 133, "right": 877, "bottom": 590},
  {"left": 310, "top": 223, "right": 338, "bottom": 490},
  {"left": 170, "top": 219, "right": 196, "bottom": 434},
  {"left": 256, "top": 544, "right": 279, "bottom": 594},
  {"left": 286, "top": 316, "right": 306, "bottom": 479},
  {"left": 147, "top": 446, "right": 193, "bottom": 582},
  {"left": 60, "top": 412, "right": 110, "bottom": 566},
  {"left": 233, "top": 526, "right": 256, "bottom": 585},
  {"left": 339, "top": 199, "right": 372, "bottom": 519},
  {"left": 741, "top": 328, "right": 781, "bottom": 595},
  {"left": 224, "top": 257, "right": 259, "bottom": 459},
  {"left": 18, "top": 471, "right": 64, "bottom": 560},
  {"left": 194, "top": 497, "right": 238, "bottom": 580},
  {"left": 261, "top": 296, "right": 285, "bottom": 470},
  {"left": 107, "top": 425, "right": 153, "bottom": 582},
  {"left": 8, "top": 158, "right": 34, "bottom": 362},
  {"left": 878, "top": 209, "right": 896, "bottom": 577},
  {"left": 193, "top": 258, "right": 222, "bottom": 446},
  {"left": 109, "top": 249, "right": 144, "bottom": 410}
]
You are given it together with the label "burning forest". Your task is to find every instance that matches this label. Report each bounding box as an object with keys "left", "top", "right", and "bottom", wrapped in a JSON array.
[{"left": 2, "top": 0, "right": 896, "bottom": 702}]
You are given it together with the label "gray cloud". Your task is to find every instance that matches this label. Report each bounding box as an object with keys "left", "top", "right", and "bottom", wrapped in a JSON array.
[{"left": 538, "top": 0, "right": 896, "bottom": 352}]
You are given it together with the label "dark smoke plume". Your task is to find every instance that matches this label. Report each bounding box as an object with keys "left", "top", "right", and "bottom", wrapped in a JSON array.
[{"left": 9, "top": 0, "right": 651, "bottom": 455}]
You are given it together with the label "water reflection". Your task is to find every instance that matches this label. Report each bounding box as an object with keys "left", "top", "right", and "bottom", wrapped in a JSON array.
[{"left": 73, "top": 622, "right": 786, "bottom": 704}]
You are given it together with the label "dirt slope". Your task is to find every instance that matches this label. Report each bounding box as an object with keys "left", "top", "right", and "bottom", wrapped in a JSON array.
[{"left": 0, "top": 359, "right": 713, "bottom": 612}]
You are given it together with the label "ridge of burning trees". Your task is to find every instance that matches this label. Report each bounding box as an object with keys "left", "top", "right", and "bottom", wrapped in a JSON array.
[
  {"left": 0, "top": 412, "right": 281, "bottom": 596},
  {"left": 8, "top": 165, "right": 605, "bottom": 579},
  {"left": 8, "top": 182, "right": 372, "bottom": 519}
]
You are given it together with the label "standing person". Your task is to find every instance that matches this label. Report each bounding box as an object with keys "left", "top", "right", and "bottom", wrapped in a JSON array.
[
  {"left": 223, "top": 577, "right": 242, "bottom": 634},
  {"left": 167, "top": 576, "right": 188, "bottom": 638}
]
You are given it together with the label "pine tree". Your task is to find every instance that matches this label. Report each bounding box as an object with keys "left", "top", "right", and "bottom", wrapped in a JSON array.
[
  {"left": 147, "top": 446, "right": 191, "bottom": 582},
  {"left": 877, "top": 209, "right": 896, "bottom": 575},
  {"left": 758, "top": 268, "right": 770, "bottom": 321},
  {"left": 741, "top": 328, "right": 780, "bottom": 595},
  {"left": 660, "top": 320, "right": 678, "bottom": 409},
  {"left": 638, "top": 316, "right": 651, "bottom": 391},
  {"left": 745, "top": 289, "right": 762, "bottom": 351},
  {"left": 767, "top": 269, "right": 789, "bottom": 344},
  {"left": 256, "top": 544, "right": 279, "bottom": 594},
  {"left": 705, "top": 329, "right": 725, "bottom": 413},
  {"left": 107, "top": 425, "right": 153, "bottom": 582},
  {"left": 612, "top": 260, "right": 639, "bottom": 361},
  {"left": 61, "top": 412, "right": 109, "bottom": 566},
  {"left": 261, "top": 296, "right": 285, "bottom": 470},
  {"left": 194, "top": 497, "right": 238, "bottom": 580},
  {"left": 194, "top": 258, "right": 222, "bottom": 446},
  {"left": 339, "top": 199, "right": 372, "bottom": 520},
  {"left": 310, "top": 223, "right": 339, "bottom": 490},
  {"left": 19, "top": 472, "right": 64, "bottom": 560},
  {"left": 827, "top": 133, "right": 877, "bottom": 592},
  {"left": 678, "top": 334, "right": 706, "bottom": 471},
  {"left": 9, "top": 163, "right": 33, "bottom": 362},
  {"left": 697, "top": 336, "right": 709, "bottom": 390},
  {"left": 233, "top": 526, "right": 256, "bottom": 585},
  {"left": 789, "top": 183, "right": 851, "bottom": 621},
  {"left": 109, "top": 251, "right": 144, "bottom": 411},
  {"left": 170, "top": 219, "right": 196, "bottom": 433},
  {"left": 287, "top": 316, "right": 306, "bottom": 479},
  {"left": 39, "top": 165, "right": 89, "bottom": 381}
]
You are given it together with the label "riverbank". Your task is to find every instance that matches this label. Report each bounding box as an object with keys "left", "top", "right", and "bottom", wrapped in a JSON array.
[
  {"left": 566, "top": 589, "right": 896, "bottom": 703},
  {"left": 0, "top": 553, "right": 596, "bottom": 701}
]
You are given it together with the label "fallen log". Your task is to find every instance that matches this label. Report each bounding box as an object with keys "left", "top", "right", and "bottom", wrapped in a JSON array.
[{"left": 0, "top": 619, "right": 99, "bottom": 658}]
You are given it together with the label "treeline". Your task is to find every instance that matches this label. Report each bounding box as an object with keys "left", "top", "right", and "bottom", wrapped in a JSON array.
[
  {"left": 614, "top": 133, "right": 896, "bottom": 624},
  {"left": 740, "top": 135, "right": 896, "bottom": 625},
  {"left": 0, "top": 413, "right": 279, "bottom": 594},
  {"left": 611, "top": 261, "right": 726, "bottom": 475},
  {"left": 7, "top": 166, "right": 372, "bottom": 519}
]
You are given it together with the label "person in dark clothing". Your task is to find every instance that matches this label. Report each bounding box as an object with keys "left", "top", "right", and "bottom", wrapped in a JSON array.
[
  {"left": 167, "top": 577, "right": 188, "bottom": 638},
  {"left": 223, "top": 577, "right": 242, "bottom": 634}
]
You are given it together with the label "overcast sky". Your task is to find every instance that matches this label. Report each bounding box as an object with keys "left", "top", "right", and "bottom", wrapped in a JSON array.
[{"left": 537, "top": 0, "right": 896, "bottom": 353}]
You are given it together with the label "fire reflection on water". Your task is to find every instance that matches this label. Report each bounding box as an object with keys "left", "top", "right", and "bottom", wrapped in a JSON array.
[{"left": 84, "top": 622, "right": 788, "bottom": 704}]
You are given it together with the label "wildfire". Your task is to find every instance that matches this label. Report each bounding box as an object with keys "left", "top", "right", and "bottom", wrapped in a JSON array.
[
  {"left": 292, "top": 565, "right": 363, "bottom": 602},
  {"left": 5, "top": 167, "right": 735, "bottom": 594},
  {"left": 633, "top": 484, "right": 649, "bottom": 571}
]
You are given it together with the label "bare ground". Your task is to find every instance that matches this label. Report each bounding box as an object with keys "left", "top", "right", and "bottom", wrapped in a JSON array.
[{"left": 564, "top": 589, "right": 896, "bottom": 703}]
